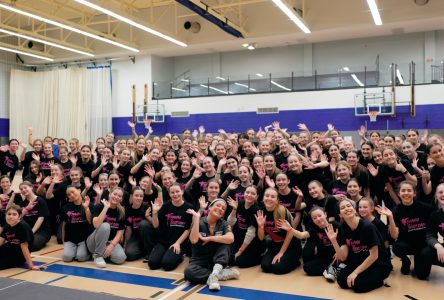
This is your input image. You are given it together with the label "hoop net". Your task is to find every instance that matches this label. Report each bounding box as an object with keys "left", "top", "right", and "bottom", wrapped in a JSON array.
[{"left": 368, "top": 111, "right": 379, "bottom": 122}]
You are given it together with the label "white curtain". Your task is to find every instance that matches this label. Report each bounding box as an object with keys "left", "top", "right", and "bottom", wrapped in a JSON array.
[{"left": 9, "top": 67, "right": 112, "bottom": 145}]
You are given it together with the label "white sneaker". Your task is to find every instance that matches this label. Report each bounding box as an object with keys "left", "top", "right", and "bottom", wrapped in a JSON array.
[
  {"left": 94, "top": 256, "right": 107, "bottom": 268},
  {"left": 207, "top": 274, "right": 220, "bottom": 291},
  {"left": 217, "top": 268, "right": 240, "bottom": 281},
  {"left": 323, "top": 265, "right": 337, "bottom": 282}
]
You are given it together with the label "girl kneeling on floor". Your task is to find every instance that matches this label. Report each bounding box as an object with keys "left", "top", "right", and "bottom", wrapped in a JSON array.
[
  {"left": 256, "top": 188, "right": 301, "bottom": 275},
  {"left": 61, "top": 186, "right": 93, "bottom": 262},
  {"left": 184, "top": 199, "right": 239, "bottom": 291},
  {"left": 326, "top": 199, "right": 391, "bottom": 293},
  {"left": 277, "top": 206, "right": 342, "bottom": 282},
  {"left": 0, "top": 204, "right": 43, "bottom": 270},
  {"left": 87, "top": 187, "right": 126, "bottom": 268}
]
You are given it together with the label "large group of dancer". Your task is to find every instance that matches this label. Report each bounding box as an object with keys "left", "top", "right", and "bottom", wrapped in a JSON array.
[{"left": 0, "top": 121, "right": 444, "bottom": 293}]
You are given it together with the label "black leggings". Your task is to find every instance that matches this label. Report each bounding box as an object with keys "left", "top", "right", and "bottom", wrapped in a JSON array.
[
  {"left": 392, "top": 239, "right": 425, "bottom": 273},
  {"left": 261, "top": 239, "right": 301, "bottom": 275},
  {"left": 337, "top": 263, "right": 391, "bottom": 293},
  {"left": 231, "top": 239, "right": 263, "bottom": 268},
  {"left": 415, "top": 244, "right": 444, "bottom": 280},
  {"left": 31, "top": 230, "right": 50, "bottom": 252},
  {"left": 0, "top": 244, "right": 25, "bottom": 270},
  {"left": 301, "top": 240, "right": 333, "bottom": 276},
  {"left": 148, "top": 243, "right": 184, "bottom": 271},
  {"left": 125, "top": 221, "right": 156, "bottom": 261},
  {"left": 184, "top": 244, "right": 231, "bottom": 284}
]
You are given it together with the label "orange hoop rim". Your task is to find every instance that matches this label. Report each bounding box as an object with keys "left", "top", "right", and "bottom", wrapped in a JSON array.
[{"left": 368, "top": 111, "right": 378, "bottom": 122}]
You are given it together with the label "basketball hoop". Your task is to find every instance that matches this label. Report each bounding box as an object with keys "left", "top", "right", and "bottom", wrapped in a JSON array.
[{"left": 368, "top": 111, "right": 379, "bottom": 122}]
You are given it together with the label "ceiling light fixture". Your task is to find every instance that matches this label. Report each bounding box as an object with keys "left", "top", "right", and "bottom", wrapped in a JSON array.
[
  {"left": 366, "top": 0, "right": 382, "bottom": 26},
  {"left": 172, "top": 87, "right": 187, "bottom": 92},
  {"left": 271, "top": 80, "right": 291, "bottom": 91},
  {"left": 271, "top": 0, "right": 311, "bottom": 33},
  {"left": 75, "top": 0, "right": 187, "bottom": 47},
  {"left": 0, "top": 3, "right": 139, "bottom": 52},
  {"left": 256, "top": 73, "right": 264, "bottom": 77},
  {"left": 351, "top": 74, "right": 364, "bottom": 86},
  {"left": 216, "top": 76, "right": 226, "bottom": 81},
  {"left": 0, "top": 45, "right": 53, "bottom": 61},
  {"left": 342, "top": 67, "right": 350, "bottom": 72},
  {"left": 0, "top": 28, "right": 94, "bottom": 57},
  {"left": 242, "top": 43, "right": 249, "bottom": 48}
]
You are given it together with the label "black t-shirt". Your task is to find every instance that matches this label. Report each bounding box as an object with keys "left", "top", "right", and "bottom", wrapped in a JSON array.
[
  {"left": 94, "top": 162, "right": 114, "bottom": 178},
  {"left": 134, "top": 161, "right": 162, "bottom": 183},
  {"left": 220, "top": 173, "right": 239, "bottom": 194},
  {"left": 339, "top": 219, "right": 390, "bottom": 268},
  {"left": 379, "top": 160, "right": 415, "bottom": 190},
  {"left": 328, "top": 180, "right": 348, "bottom": 196},
  {"left": 157, "top": 201, "right": 193, "bottom": 247},
  {"left": 275, "top": 153, "right": 290, "bottom": 172},
  {"left": 60, "top": 160, "right": 73, "bottom": 177},
  {"left": 14, "top": 196, "right": 50, "bottom": 235},
  {"left": 77, "top": 159, "right": 95, "bottom": 179},
  {"left": 232, "top": 201, "right": 259, "bottom": 242},
  {"left": 0, "top": 210, "right": 5, "bottom": 227},
  {"left": 263, "top": 208, "right": 292, "bottom": 243},
  {"left": 61, "top": 202, "right": 93, "bottom": 244},
  {"left": 286, "top": 170, "right": 313, "bottom": 199},
  {"left": 307, "top": 221, "right": 342, "bottom": 257},
  {"left": 117, "top": 163, "right": 133, "bottom": 187},
  {"left": 431, "top": 165, "right": 444, "bottom": 196},
  {"left": 352, "top": 164, "right": 370, "bottom": 190},
  {"left": 426, "top": 209, "right": 444, "bottom": 248},
  {"left": 92, "top": 204, "right": 125, "bottom": 241},
  {"left": 125, "top": 204, "right": 148, "bottom": 235},
  {"left": 279, "top": 190, "right": 298, "bottom": 215},
  {"left": 0, "top": 151, "right": 19, "bottom": 181},
  {"left": 304, "top": 195, "right": 338, "bottom": 224},
  {"left": 191, "top": 173, "right": 216, "bottom": 199},
  {"left": 1, "top": 221, "right": 34, "bottom": 250},
  {"left": 393, "top": 201, "right": 433, "bottom": 246},
  {"left": 371, "top": 217, "right": 388, "bottom": 245},
  {"left": 176, "top": 174, "right": 193, "bottom": 191},
  {"left": 40, "top": 156, "right": 61, "bottom": 177}
]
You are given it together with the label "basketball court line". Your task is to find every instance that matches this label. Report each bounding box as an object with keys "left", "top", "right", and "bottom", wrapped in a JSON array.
[{"left": 0, "top": 280, "right": 27, "bottom": 291}]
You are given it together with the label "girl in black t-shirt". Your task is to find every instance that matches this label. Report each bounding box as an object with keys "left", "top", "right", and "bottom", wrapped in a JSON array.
[
  {"left": 227, "top": 185, "right": 262, "bottom": 268},
  {"left": 378, "top": 181, "right": 433, "bottom": 276},
  {"left": 58, "top": 146, "right": 73, "bottom": 177},
  {"left": 304, "top": 180, "right": 338, "bottom": 225},
  {"left": 255, "top": 188, "right": 301, "bottom": 275},
  {"left": 326, "top": 199, "right": 391, "bottom": 293},
  {"left": 149, "top": 184, "right": 192, "bottom": 271},
  {"left": 14, "top": 181, "right": 51, "bottom": 251},
  {"left": 124, "top": 187, "right": 154, "bottom": 261},
  {"left": 61, "top": 186, "right": 92, "bottom": 262},
  {"left": 346, "top": 178, "right": 364, "bottom": 204},
  {"left": 25, "top": 161, "right": 44, "bottom": 192},
  {"left": 278, "top": 207, "right": 342, "bottom": 280},
  {"left": 87, "top": 187, "right": 127, "bottom": 268},
  {"left": 39, "top": 142, "right": 60, "bottom": 177},
  {"left": 0, "top": 205, "right": 43, "bottom": 270},
  {"left": 0, "top": 139, "right": 20, "bottom": 181},
  {"left": 21, "top": 139, "right": 43, "bottom": 180},
  {"left": 76, "top": 145, "right": 95, "bottom": 179}
]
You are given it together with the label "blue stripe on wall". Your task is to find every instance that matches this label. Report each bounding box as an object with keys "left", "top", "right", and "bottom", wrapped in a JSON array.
[
  {"left": 112, "top": 103, "right": 444, "bottom": 136},
  {"left": 0, "top": 118, "right": 8, "bottom": 137}
]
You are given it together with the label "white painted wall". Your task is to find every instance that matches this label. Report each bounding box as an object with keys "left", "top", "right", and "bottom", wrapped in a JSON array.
[
  {"left": 168, "top": 31, "right": 443, "bottom": 85},
  {"left": 111, "top": 54, "right": 151, "bottom": 117},
  {"left": 0, "top": 52, "right": 18, "bottom": 119}
]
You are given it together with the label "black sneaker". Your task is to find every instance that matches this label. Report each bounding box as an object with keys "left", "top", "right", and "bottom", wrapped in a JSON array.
[{"left": 401, "top": 257, "right": 411, "bottom": 275}]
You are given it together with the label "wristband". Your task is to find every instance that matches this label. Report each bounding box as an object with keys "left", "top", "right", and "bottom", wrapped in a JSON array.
[
  {"left": 158, "top": 188, "right": 162, "bottom": 192},
  {"left": 216, "top": 172, "right": 222, "bottom": 175}
]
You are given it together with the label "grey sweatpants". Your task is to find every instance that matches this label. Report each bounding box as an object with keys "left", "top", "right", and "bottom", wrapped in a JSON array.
[
  {"left": 62, "top": 241, "right": 90, "bottom": 262},
  {"left": 86, "top": 223, "right": 126, "bottom": 264}
]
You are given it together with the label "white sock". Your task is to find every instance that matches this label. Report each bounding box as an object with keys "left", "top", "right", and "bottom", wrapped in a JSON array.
[{"left": 211, "top": 263, "right": 223, "bottom": 276}]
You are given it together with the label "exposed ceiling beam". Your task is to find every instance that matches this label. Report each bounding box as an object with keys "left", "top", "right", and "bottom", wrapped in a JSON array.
[{"left": 0, "top": 40, "right": 54, "bottom": 61}]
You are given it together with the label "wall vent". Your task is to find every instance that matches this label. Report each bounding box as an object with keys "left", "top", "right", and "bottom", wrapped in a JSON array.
[
  {"left": 256, "top": 107, "right": 279, "bottom": 114},
  {"left": 171, "top": 111, "right": 190, "bottom": 117}
]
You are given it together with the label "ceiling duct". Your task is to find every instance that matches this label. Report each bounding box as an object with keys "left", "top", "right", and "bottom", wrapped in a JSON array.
[
  {"left": 184, "top": 21, "right": 201, "bottom": 33},
  {"left": 176, "top": 0, "right": 244, "bottom": 38}
]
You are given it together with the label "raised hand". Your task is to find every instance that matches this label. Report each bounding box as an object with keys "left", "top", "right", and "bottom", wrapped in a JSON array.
[
  {"left": 255, "top": 210, "right": 266, "bottom": 228},
  {"left": 327, "top": 123, "right": 335, "bottom": 131},
  {"left": 128, "top": 121, "right": 136, "bottom": 128},
  {"left": 93, "top": 183, "right": 103, "bottom": 195},
  {"left": 276, "top": 219, "right": 292, "bottom": 231},
  {"left": 375, "top": 205, "right": 393, "bottom": 218},
  {"left": 144, "top": 165, "right": 155, "bottom": 178},
  {"left": 367, "top": 163, "right": 379, "bottom": 177},
  {"left": 84, "top": 177, "right": 92, "bottom": 190},
  {"left": 227, "top": 197, "right": 238, "bottom": 210},
  {"left": 198, "top": 125, "right": 205, "bottom": 133},
  {"left": 192, "top": 168, "right": 202, "bottom": 179},
  {"left": 292, "top": 186, "right": 303, "bottom": 198},
  {"left": 198, "top": 196, "right": 208, "bottom": 211},
  {"left": 324, "top": 223, "right": 338, "bottom": 241},
  {"left": 151, "top": 200, "right": 162, "bottom": 213},
  {"left": 297, "top": 123, "right": 309, "bottom": 131},
  {"left": 101, "top": 199, "right": 111, "bottom": 209},
  {"left": 227, "top": 180, "right": 240, "bottom": 191},
  {"left": 82, "top": 196, "right": 90, "bottom": 209},
  {"left": 32, "top": 153, "right": 41, "bottom": 161},
  {"left": 69, "top": 155, "right": 78, "bottom": 166},
  {"left": 145, "top": 207, "right": 152, "bottom": 219},
  {"left": 186, "top": 208, "right": 200, "bottom": 218},
  {"left": 265, "top": 176, "right": 275, "bottom": 188}
]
